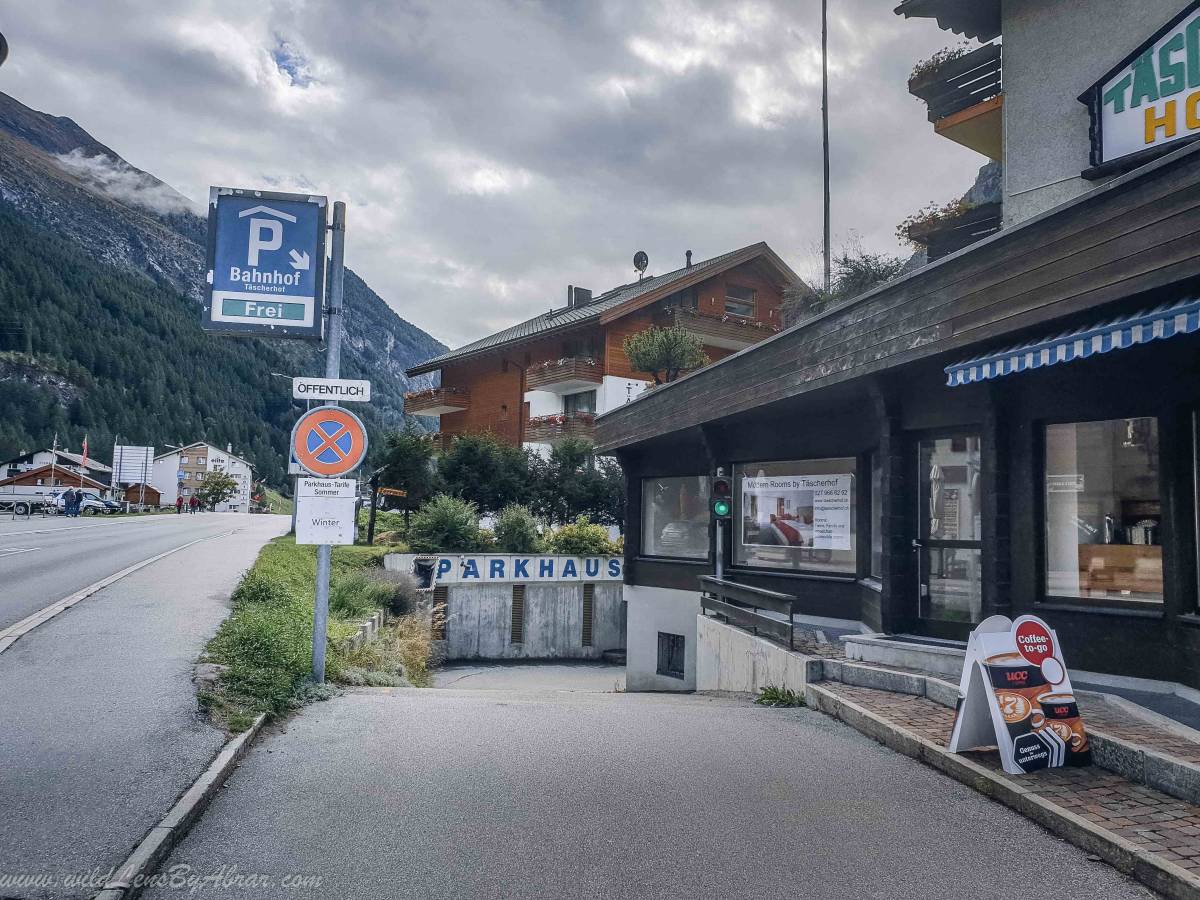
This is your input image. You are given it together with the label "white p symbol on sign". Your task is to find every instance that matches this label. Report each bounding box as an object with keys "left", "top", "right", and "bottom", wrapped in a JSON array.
[{"left": 247, "top": 218, "right": 282, "bottom": 267}]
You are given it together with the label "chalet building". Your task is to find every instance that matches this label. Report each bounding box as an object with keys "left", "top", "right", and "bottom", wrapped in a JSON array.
[
  {"left": 151, "top": 442, "right": 253, "bottom": 512},
  {"left": 403, "top": 244, "right": 798, "bottom": 454},
  {"left": 598, "top": 1, "right": 1200, "bottom": 692},
  {"left": 0, "top": 448, "right": 112, "bottom": 486},
  {"left": 0, "top": 464, "right": 107, "bottom": 495}
]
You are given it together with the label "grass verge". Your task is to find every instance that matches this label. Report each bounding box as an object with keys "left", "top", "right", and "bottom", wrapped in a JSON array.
[{"left": 199, "top": 535, "right": 433, "bottom": 731}]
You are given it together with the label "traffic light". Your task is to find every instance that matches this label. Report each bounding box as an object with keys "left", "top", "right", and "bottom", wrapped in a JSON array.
[{"left": 711, "top": 474, "right": 732, "bottom": 520}]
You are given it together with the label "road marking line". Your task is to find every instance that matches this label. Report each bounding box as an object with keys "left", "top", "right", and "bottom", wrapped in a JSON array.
[
  {"left": 0, "top": 517, "right": 211, "bottom": 538},
  {"left": 0, "top": 528, "right": 239, "bottom": 656},
  {"left": 0, "top": 547, "right": 39, "bottom": 558}
]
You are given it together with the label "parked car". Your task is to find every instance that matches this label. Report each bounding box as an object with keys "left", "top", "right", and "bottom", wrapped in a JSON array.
[{"left": 48, "top": 490, "right": 111, "bottom": 515}]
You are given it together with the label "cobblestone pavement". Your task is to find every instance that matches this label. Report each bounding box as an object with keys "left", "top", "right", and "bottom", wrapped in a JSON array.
[{"left": 823, "top": 682, "right": 1200, "bottom": 873}]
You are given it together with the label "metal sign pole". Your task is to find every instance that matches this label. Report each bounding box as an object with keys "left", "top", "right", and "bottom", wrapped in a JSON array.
[{"left": 311, "top": 200, "right": 347, "bottom": 684}]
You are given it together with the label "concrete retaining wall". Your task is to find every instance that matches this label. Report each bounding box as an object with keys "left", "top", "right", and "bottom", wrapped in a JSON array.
[
  {"left": 443, "top": 582, "right": 624, "bottom": 662},
  {"left": 624, "top": 584, "right": 700, "bottom": 691},
  {"left": 695, "top": 615, "right": 821, "bottom": 696}
]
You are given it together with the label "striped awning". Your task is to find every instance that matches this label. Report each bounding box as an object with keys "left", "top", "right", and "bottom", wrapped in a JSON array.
[{"left": 945, "top": 298, "right": 1200, "bottom": 387}]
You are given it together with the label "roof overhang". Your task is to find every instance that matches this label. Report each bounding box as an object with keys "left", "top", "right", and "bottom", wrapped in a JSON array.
[
  {"left": 595, "top": 139, "right": 1200, "bottom": 454},
  {"left": 894, "top": 0, "right": 1000, "bottom": 42}
]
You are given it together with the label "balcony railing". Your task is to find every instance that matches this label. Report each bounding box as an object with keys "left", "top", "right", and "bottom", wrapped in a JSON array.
[
  {"left": 909, "top": 42, "right": 1001, "bottom": 124},
  {"left": 525, "top": 357, "right": 604, "bottom": 393},
  {"left": 426, "top": 432, "right": 456, "bottom": 454},
  {"left": 403, "top": 386, "right": 470, "bottom": 416},
  {"left": 524, "top": 413, "right": 596, "bottom": 444},
  {"left": 659, "top": 307, "right": 780, "bottom": 350}
]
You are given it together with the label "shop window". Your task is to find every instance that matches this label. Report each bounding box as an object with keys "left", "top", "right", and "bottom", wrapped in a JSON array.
[
  {"left": 641, "top": 476, "right": 711, "bottom": 559},
  {"left": 564, "top": 390, "right": 596, "bottom": 416},
  {"left": 724, "top": 285, "right": 755, "bottom": 318},
  {"left": 656, "top": 632, "right": 685, "bottom": 679},
  {"left": 1044, "top": 418, "right": 1161, "bottom": 604},
  {"left": 733, "top": 458, "right": 857, "bottom": 575},
  {"left": 870, "top": 452, "right": 884, "bottom": 579}
]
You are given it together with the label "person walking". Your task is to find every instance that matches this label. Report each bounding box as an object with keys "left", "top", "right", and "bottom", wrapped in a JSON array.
[
  {"left": 175, "top": 496, "right": 183, "bottom": 515},
  {"left": 188, "top": 494, "right": 199, "bottom": 515},
  {"left": 63, "top": 488, "right": 76, "bottom": 517}
]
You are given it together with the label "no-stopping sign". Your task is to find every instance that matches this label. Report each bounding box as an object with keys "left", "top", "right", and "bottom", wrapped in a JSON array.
[{"left": 291, "top": 407, "right": 368, "bottom": 477}]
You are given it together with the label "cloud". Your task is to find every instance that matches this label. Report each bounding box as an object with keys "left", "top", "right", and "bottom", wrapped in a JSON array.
[
  {"left": 0, "top": 0, "right": 984, "bottom": 348},
  {"left": 53, "top": 149, "right": 200, "bottom": 216}
]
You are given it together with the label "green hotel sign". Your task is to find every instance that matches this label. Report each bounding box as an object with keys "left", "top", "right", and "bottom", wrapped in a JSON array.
[{"left": 1081, "top": 1, "right": 1200, "bottom": 168}]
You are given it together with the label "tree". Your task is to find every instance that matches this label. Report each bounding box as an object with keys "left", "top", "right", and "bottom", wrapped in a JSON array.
[
  {"left": 622, "top": 325, "right": 709, "bottom": 384},
  {"left": 378, "top": 426, "right": 439, "bottom": 506},
  {"left": 531, "top": 437, "right": 625, "bottom": 528},
  {"left": 407, "top": 494, "right": 483, "bottom": 552},
  {"left": 437, "top": 433, "right": 532, "bottom": 516},
  {"left": 195, "top": 470, "right": 240, "bottom": 509},
  {"left": 781, "top": 246, "right": 907, "bottom": 326}
]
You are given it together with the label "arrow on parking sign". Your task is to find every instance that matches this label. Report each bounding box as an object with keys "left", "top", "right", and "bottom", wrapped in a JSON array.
[{"left": 289, "top": 249, "right": 310, "bottom": 270}]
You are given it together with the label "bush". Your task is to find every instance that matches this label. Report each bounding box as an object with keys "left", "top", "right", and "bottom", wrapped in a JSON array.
[
  {"left": 328, "top": 572, "right": 393, "bottom": 620},
  {"left": 407, "top": 494, "right": 482, "bottom": 552},
  {"left": 545, "top": 515, "right": 618, "bottom": 555},
  {"left": 755, "top": 686, "right": 805, "bottom": 708},
  {"left": 494, "top": 504, "right": 543, "bottom": 553},
  {"left": 437, "top": 433, "right": 533, "bottom": 515}
]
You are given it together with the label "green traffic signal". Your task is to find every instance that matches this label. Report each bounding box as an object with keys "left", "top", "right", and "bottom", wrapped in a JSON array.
[{"left": 712, "top": 498, "right": 731, "bottom": 518}]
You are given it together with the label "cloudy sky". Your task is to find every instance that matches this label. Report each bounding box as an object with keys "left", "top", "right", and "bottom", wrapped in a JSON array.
[{"left": 0, "top": 0, "right": 983, "bottom": 347}]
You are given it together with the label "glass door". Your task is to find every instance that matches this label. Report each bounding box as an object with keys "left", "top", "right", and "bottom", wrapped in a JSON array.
[{"left": 917, "top": 435, "right": 983, "bottom": 625}]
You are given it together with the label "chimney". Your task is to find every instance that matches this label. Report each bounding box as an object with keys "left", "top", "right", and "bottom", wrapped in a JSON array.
[
  {"left": 226, "top": 443, "right": 232, "bottom": 453},
  {"left": 686, "top": 250, "right": 692, "bottom": 268},
  {"left": 567, "top": 286, "right": 592, "bottom": 309}
]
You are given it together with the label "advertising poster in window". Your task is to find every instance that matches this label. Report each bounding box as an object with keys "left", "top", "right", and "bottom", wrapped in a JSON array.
[{"left": 741, "top": 474, "right": 853, "bottom": 551}]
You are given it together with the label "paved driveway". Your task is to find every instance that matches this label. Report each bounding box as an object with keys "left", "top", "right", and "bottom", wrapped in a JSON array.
[{"left": 144, "top": 686, "right": 1154, "bottom": 899}]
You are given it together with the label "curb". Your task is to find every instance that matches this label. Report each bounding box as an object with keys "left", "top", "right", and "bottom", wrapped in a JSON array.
[
  {"left": 806, "top": 683, "right": 1200, "bottom": 900},
  {"left": 94, "top": 713, "right": 266, "bottom": 900}
]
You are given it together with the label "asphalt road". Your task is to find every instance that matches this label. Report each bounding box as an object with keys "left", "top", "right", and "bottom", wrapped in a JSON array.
[
  {"left": 145, "top": 686, "right": 1155, "bottom": 900},
  {"left": 0, "top": 513, "right": 288, "bottom": 900},
  {"left": 0, "top": 512, "right": 259, "bottom": 630}
]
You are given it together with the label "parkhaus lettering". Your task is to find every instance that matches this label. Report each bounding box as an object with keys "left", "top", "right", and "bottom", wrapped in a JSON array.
[{"left": 432, "top": 555, "right": 622, "bottom": 584}]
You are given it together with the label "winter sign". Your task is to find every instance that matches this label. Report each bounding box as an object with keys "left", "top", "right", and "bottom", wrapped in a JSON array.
[{"left": 948, "top": 614, "right": 1091, "bottom": 774}]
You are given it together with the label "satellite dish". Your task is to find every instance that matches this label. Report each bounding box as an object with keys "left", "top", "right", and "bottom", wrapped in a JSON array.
[
  {"left": 633, "top": 250, "right": 649, "bottom": 274},
  {"left": 0, "top": 33, "right": 8, "bottom": 68}
]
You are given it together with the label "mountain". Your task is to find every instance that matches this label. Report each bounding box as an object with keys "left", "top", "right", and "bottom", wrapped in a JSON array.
[{"left": 0, "top": 91, "right": 445, "bottom": 486}]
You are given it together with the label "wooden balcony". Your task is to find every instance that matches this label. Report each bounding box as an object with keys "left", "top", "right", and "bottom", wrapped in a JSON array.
[
  {"left": 909, "top": 43, "right": 1002, "bottom": 160},
  {"left": 403, "top": 387, "right": 470, "bottom": 416},
  {"left": 524, "top": 357, "right": 604, "bottom": 393},
  {"left": 427, "top": 432, "right": 456, "bottom": 454},
  {"left": 524, "top": 413, "right": 596, "bottom": 444},
  {"left": 659, "top": 307, "right": 780, "bottom": 351}
]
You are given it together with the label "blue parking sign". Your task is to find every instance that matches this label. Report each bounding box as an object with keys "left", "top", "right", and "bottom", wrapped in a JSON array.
[{"left": 203, "top": 187, "right": 327, "bottom": 340}]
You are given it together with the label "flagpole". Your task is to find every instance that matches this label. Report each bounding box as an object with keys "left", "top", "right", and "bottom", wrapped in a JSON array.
[{"left": 822, "top": 0, "right": 831, "bottom": 294}]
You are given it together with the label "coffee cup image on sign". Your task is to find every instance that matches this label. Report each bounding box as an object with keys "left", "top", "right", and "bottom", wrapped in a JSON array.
[
  {"left": 1037, "top": 692, "right": 1090, "bottom": 756},
  {"left": 985, "top": 652, "right": 1048, "bottom": 703},
  {"left": 995, "top": 690, "right": 1046, "bottom": 736}
]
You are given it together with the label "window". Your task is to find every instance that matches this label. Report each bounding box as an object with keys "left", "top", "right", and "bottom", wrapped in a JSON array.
[
  {"left": 1044, "top": 418, "right": 1161, "bottom": 604},
  {"left": 563, "top": 390, "right": 596, "bottom": 416},
  {"left": 724, "top": 285, "right": 756, "bottom": 318},
  {"left": 196, "top": 457, "right": 206, "bottom": 465},
  {"left": 181, "top": 488, "right": 191, "bottom": 496},
  {"left": 870, "top": 452, "right": 884, "bottom": 579},
  {"left": 181, "top": 472, "right": 189, "bottom": 480},
  {"left": 641, "top": 476, "right": 711, "bottom": 559},
  {"left": 656, "top": 632, "right": 685, "bottom": 679},
  {"left": 180, "top": 456, "right": 188, "bottom": 464},
  {"left": 734, "top": 458, "right": 857, "bottom": 574}
]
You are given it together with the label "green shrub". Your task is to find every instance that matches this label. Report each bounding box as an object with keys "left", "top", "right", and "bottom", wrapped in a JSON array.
[
  {"left": 494, "top": 504, "right": 543, "bottom": 553},
  {"left": 328, "top": 572, "right": 393, "bottom": 620},
  {"left": 545, "top": 515, "right": 618, "bottom": 555},
  {"left": 407, "top": 493, "right": 482, "bottom": 552},
  {"left": 230, "top": 569, "right": 299, "bottom": 609},
  {"left": 755, "top": 686, "right": 805, "bottom": 708}
]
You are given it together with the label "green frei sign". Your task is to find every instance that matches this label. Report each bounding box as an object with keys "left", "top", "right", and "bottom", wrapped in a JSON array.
[
  {"left": 1082, "top": 1, "right": 1200, "bottom": 166},
  {"left": 220, "top": 298, "right": 308, "bottom": 321}
]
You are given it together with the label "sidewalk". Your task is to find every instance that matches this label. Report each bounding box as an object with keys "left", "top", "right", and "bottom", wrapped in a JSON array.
[
  {"left": 0, "top": 516, "right": 287, "bottom": 900},
  {"left": 809, "top": 672, "right": 1200, "bottom": 898}
]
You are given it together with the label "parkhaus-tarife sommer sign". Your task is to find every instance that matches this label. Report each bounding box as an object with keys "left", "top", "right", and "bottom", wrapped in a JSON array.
[{"left": 1082, "top": 1, "right": 1200, "bottom": 167}]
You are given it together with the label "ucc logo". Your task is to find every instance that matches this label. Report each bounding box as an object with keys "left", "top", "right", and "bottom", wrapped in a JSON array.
[{"left": 1005, "top": 671, "right": 1029, "bottom": 684}]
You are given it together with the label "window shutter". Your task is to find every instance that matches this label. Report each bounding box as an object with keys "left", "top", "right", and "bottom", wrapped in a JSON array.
[
  {"left": 511, "top": 584, "right": 525, "bottom": 644},
  {"left": 431, "top": 585, "right": 448, "bottom": 641},
  {"left": 581, "top": 584, "right": 594, "bottom": 647}
]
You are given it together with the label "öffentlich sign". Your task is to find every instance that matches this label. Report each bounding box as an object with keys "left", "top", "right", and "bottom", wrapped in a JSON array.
[
  {"left": 1082, "top": 1, "right": 1200, "bottom": 167},
  {"left": 203, "top": 187, "right": 327, "bottom": 339}
]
